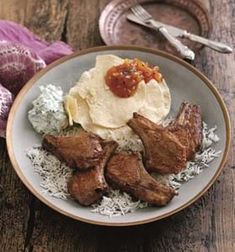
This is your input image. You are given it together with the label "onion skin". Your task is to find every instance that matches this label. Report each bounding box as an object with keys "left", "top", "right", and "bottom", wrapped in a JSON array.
[
  {"left": 0, "top": 41, "right": 46, "bottom": 95},
  {"left": 0, "top": 84, "right": 13, "bottom": 138}
]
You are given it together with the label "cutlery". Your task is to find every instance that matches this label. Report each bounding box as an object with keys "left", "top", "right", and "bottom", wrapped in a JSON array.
[
  {"left": 131, "top": 4, "right": 195, "bottom": 60},
  {"left": 127, "top": 13, "right": 233, "bottom": 54}
]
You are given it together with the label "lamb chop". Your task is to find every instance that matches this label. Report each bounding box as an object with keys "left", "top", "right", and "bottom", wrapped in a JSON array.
[
  {"left": 42, "top": 132, "right": 104, "bottom": 170},
  {"left": 68, "top": 141, "right": 118, "bottom": 206},
  {"left": 128, "top": 113, "right": 187, "bottom": 174},
  {"left": 106, "top": 152, "right": 177, "bottom": 206},
  {"left": 168, "top": 102, "right": 202, "bottom": 160}
]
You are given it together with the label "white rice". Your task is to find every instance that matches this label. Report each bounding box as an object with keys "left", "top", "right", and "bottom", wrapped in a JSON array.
[
  {"left": 168, "top": 122, "right": 221, "bottom": 189},
  {"left": 26, "top": 147, "right": 72, "bottom": 199},
  {"left": 91, "top": 190, "right": 148, "bottom": 217},
  {"left": 26, "top": 121, "right": 220, "bottom": 217}
]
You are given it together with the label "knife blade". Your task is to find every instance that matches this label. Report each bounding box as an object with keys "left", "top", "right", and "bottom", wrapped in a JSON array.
[
  {"left": 127, "top": 13, "right": 185, "bottom": 37},
  {"left": 127, "top": 13, "right": 233, "bottom": 53}
]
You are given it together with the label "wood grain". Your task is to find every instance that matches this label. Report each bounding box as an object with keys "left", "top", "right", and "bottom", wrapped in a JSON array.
[{"left": 0, "top": 0, "right": 234, "bottom": 251}]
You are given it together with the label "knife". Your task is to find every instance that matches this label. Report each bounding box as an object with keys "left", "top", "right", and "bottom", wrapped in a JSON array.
[{"left": 127, "top": 13, "right": 233, "bottom": 54}]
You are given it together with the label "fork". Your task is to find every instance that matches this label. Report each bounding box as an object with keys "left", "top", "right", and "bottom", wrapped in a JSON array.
[{"left": 131, "top": 4, "right": 195, "bottom": 60}]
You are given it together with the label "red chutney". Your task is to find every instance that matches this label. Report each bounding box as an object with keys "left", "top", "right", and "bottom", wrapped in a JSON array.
[{"left": 105, "top": 59, "right": 163, "bottom": 98}]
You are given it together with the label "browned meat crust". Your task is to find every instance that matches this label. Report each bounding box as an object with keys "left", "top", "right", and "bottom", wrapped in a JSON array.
[
  {"left": 42, "top": 132, "right": 104, "bottom": 170},
  {"left": 128, "top": 113, "right": 187, "bottom": 174},
  {"left": 68, "top": 141, "right": 118, "bottom": 206},
  {"left": 106, "top": 152, "right": 177, "bottom": 206},
  {"left": 168, "top": 102, "right": 203, "bottom": 160}
]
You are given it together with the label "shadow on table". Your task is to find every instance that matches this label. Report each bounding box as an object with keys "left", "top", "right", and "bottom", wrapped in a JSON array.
[{"left": 27, "top": 194, "right": 211, "bottom": 251}]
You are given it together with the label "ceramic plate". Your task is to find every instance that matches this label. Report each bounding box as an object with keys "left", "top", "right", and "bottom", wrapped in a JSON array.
[{"left": 7, "top": 46, "right": 231, "bottom": 226}]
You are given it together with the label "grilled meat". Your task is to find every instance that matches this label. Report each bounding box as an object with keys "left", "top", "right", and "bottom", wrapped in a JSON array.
[
  {"left": 42, "top": 132, "right": 104, "bottom": 170},
  {"left": 128, "top": 113, "right": 187, "bottom": 174},
  {"left": 168, "top": 102, "right": 202, "bottom": 160},
  {"left": 68, "top": 141, "right": 118, "bottom": 206},
  {"left": 106, "top": 152, "right": 177, "bottom": 206}
]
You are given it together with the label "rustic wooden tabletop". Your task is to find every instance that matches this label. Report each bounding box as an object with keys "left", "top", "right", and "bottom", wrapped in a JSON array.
[{"left": 0, "top": 0, "right": 234, "bottom": 251}]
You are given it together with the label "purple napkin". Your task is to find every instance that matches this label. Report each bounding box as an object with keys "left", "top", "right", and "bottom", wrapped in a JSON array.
[
  {"left": 0, "top": 20, "right": 73, "bottom": 64},
  {"left": 0, "top": 20, "right": 74, "bottom": 138}
]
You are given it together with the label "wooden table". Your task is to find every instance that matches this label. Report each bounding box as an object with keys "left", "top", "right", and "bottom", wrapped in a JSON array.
[{"left": 0, "top": 0, "right": 234, "bottom": 251}]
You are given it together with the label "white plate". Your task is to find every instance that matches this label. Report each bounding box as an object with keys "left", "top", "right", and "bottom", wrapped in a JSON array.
[{"left": 6, "top": 46, "right": 231, "bottom": 226}]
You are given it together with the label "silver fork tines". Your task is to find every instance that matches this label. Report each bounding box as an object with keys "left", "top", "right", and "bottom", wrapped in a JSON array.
[
  {"left": 131, "top": 5, "right": 152, "bottom": 21},
  {"left": 130, "top": 4, "right": 195, "bottom": 60}
]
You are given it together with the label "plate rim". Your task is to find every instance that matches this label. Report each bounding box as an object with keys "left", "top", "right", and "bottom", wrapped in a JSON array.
[
  {"left": 6, "top": 45, "right": 231, "bottom": 226},
  {"left": 99, "top": 0, "right": 211, "bottom": 51}
]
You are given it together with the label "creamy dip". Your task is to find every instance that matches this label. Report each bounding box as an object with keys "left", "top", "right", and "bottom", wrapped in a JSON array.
[{"left": 28, "top": 84, "right": 68, "bottom": 134}]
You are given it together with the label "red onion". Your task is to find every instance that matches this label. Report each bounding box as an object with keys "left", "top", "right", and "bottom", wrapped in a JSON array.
[
  {"left": 0, "top": 41, "right": 46, "bottom": 95},
  {"left": 0, "top": 20, "right": 74, "bottom": 138},
  {"left": 0, "top": 84, "right": 13, "bottom": 138}
]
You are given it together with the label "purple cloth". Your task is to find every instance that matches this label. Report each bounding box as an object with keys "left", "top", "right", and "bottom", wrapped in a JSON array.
[
  {"left": 0, "top": 20, "right": 73, "bottom": 64},
  {"left": 0, "top": 84, "right": 13, "bottom": 138},
  {"left": 0, "top": 20, "right": 74, "bottom": 137}
]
